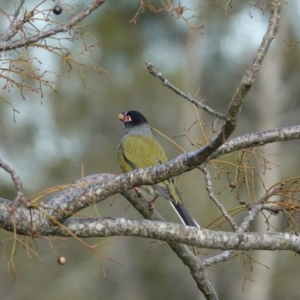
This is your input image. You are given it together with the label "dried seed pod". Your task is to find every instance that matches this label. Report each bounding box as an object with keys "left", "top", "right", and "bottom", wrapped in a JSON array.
[{"left": 57, "top": 256, "right": 66, "bottom": 265}]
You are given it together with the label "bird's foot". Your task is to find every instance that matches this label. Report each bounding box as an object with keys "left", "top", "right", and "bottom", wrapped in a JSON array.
[
  {"left": 134, "top": 187, "right": 142, "bottom": 194},
  {"left": 148, "top": 197, "right": 158, "bottom": 211}
]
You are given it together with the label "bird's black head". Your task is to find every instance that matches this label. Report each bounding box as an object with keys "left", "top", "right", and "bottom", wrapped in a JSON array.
[
  {"left": 119, "top": 111, "right": 148, "bottom": 126},
  {"left": 119, "top": 111, "right": 151, "bottom": 135}
]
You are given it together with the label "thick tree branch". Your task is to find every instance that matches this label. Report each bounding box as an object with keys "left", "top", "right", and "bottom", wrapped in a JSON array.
[
  {"left": 1, "top": 191, "right": 299, "bottom": 253},
  {"left": 210, "top": 125, "right": 300, "bottom": 160},
  {"left": 2, "top": 213, "right": 299, "bottom": 254},
  {"left": 58, "top": 218, "right": 300, "bottom": 254}
]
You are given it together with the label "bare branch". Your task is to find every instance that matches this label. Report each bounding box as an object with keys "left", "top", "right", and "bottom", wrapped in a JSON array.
[
  {"left": 210, "top": 125, "right": 300, "bottom": 160},
  {"left": 221, "top": 0, "right": 281, "bottom": 134},
  {"left": 0, "top": 0, "right": 105, "bottom": 52},
  {"left": 1, "top": 181, "right": 300, "bottom": 253},
  {"left": 1, "top": 204, "right": 300, "bottom": 254},
  {"left": 146, "top": 62, "right": 226, "bottom": 120},
  {"left": 0, "top": 0, "right": 25, "bottom": 42},
  {"left": 0, "top": 158, "right": 26, "bottom": 205},
  {"left": 201, "top": 164, "right": 238, "bottom": 231}
]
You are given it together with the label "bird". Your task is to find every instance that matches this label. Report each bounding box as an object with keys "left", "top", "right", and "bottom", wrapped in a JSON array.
[{"left": 118, "top": 110, "right": 199, "bottom": 228}]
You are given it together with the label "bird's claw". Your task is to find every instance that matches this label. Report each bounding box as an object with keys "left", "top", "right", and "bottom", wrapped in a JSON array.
[
  {"left": 134, "top": 186, "right": 142, "bottom": 194},
  {"left": 148, "top": 196, "right": 157, "bottom": 211}
]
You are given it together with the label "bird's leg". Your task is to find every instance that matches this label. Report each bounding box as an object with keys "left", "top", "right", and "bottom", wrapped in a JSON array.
[
  {"left": 134, "top": 187, "right": 142, "bottom": 194},
  {"left": 148, "top": 196, "right": 158, "bottom": 211},
  {"left": 134, "top": 187, "right": 157, "bottom": 211}
]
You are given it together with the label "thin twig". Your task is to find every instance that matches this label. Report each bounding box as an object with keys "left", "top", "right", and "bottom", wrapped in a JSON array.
[
  {"left": 146, "top": 62, "right": 226, "bottom": 120},
  {"left": 0, "top": 0, "right": 25, "bottom": 42},
  {"left": 200, "top": 164, "right": 238, "bottom": 231},
  {"left": 0, "top": 158, "right": 26, "bottom": 205}
]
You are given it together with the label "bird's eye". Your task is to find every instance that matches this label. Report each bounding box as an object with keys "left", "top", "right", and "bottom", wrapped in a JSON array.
[{"left": 124, "top": 115, "right": 132, "bottom": 122}]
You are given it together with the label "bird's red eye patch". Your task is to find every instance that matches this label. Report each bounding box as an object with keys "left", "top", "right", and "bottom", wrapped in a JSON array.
[{"left": 124, "top": 115, "right": 132, "bottom": 122}]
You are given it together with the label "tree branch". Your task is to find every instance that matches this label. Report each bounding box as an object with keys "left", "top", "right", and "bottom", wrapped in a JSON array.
[
  {"left": 210, "top": 125, "right": 300, "bottom": 160},
  {"left": 146, "top": 62, "right": 226, "bottom": 120},
  {"left": 0, "top": 0, "right": 25, "bottom": 42},
  {"left": 0, "top": 158, "right": 26, "bottom": 205},
  {"left": 0, "top": 0, "right": 105, "bottom": 51},
  {"left": 201, "top": 163, "right": 238, "bottom": 231},
  {"left": 2, "top": 211, "right": 300, "bottom": 254}
]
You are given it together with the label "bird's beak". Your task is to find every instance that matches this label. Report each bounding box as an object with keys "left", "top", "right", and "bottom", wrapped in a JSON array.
[{"left": 118, "top": 113, "right": 125, "bottom": 121}]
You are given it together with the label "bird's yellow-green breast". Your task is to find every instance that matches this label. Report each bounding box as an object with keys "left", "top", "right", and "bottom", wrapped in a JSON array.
[{"left": 118, "top": 135, "right": 168, "bottom": 173}]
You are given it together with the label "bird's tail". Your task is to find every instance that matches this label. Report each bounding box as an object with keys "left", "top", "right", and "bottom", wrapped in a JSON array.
[{"left": 169, "top": 202, "right": 200, "bottom": 228}]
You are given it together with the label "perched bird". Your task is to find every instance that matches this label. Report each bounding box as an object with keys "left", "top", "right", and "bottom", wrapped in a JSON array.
[{"left": 118, "top": 110, "right": 199, "bottom": 228}]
